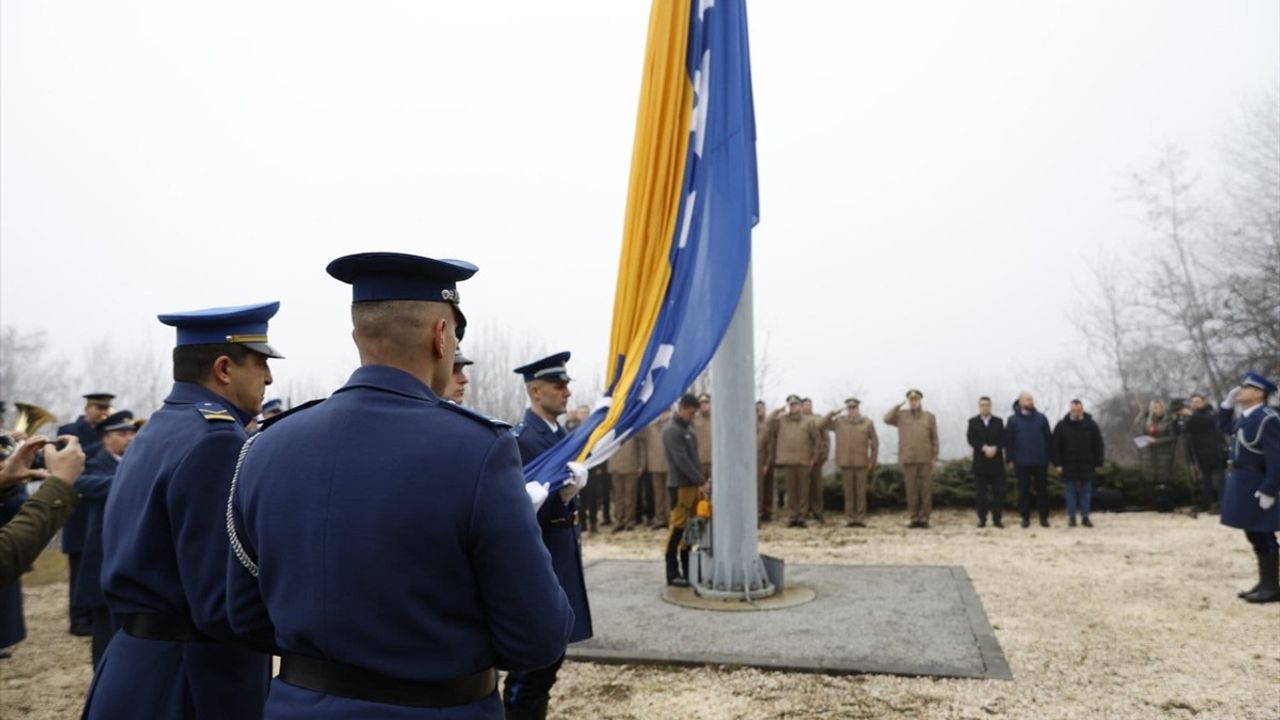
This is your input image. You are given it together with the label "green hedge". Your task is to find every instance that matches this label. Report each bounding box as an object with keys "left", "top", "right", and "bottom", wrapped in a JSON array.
[{"left": 813, "top": 460, "right": 1200, "bottom": 512}]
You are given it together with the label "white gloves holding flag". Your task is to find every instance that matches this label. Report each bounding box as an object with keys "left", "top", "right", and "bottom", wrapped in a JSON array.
[
  {"left": 525, "top": 481, "right": 550, "bottom": 512},
  {"left": 1256, "top": 491, "right": 1277, "bottom": 511},
  {"left": 559, "top": 461, "right": 589, "bottom": 502}
]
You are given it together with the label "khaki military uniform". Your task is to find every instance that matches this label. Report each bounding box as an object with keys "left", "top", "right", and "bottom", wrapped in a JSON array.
[
  {"left": 823, "top": 413, "right": 879, "bottom": 523},
  {"left": 693, "top": 411, "right": 712, "bottom": 480},
  {"left": 757, "top": 416, "right": 775, "bottom": 521},
  {"left": 644, "top": 421, "right": 670, "bottom": 527},
  {"left": 0, "top": 477, "right": 80, "bottom": 585},
  {"left": 884, "top": 405, "right": 939, "bottom": 524},
  {"left": 768, "top": 412, "right": 821, "bottom": 524},
  {"left": 606, "top": 433, "right": 646, "bottom": 531},
  {"left": 808, "top": 415, "right": 830, "bottom": 521}
]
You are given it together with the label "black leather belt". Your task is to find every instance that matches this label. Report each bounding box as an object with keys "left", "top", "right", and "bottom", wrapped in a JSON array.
[
  {"left": 280, "top": 653, "right": 496, "bottom": 708},
  {"left": 544, "top": 510, "right": 579, "bottom": 529},
  {"left": 119, "top": 613, "right": 211, "bottom": 643}
]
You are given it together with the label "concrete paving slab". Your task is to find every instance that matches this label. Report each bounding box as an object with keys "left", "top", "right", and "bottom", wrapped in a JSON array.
[{"left": 567, "top": 560, "right": 1011, "bottom": 680}]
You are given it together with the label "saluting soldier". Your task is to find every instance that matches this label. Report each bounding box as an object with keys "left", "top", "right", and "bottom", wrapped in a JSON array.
[
  {"left": 768, "top": 395, "right": 822, "bottom": 528},
  {"left": 1218, "top": 372, "right": 1280, "bottom": 604},
  {"left": 822, "top": 398, "right": 879, "bottom": 527},
  {"left": 59, "top": 392, "right": 115, "bottom": 637},
  {"left": 802, "top": 398, "right": 829, "bottom": 523},
  {"left": 508, "top": 352, "right": 592, "bottom": 720},
  {"left": 87, "top": 302, "right": 283, "bottom": 719},
  {"left": 225, "top": 253, "right": 572, "bottom": 719},
  {"left": 74, "top": 410, "right": 136, "bottom": 667},
  {"left": 644, "top": 410, "right": 672, "bottom": 529},
  {"left": 693, "top": 392, "right": 712, "bottom": 480},
  {"left": 885, "top": 389, "right": 940, "bottom": 529}
]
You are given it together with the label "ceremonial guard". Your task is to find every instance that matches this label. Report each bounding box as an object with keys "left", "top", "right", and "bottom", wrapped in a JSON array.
[
  {"left": 1218, "top": 372, "right": 1280, "bottom": 604},
  {"left": 86, "top": 302, "right": 283, "bottom": 719},
  {"left": 226, "top": 253, "right": 571, "bottom": 720},
  {"left": 508, "top": 351, "right": 592, "bottom": 720},
  {"left": 59, "top": 392, "right": 115, "bottom": 636},
  {"left": 446, "top": 347, "right": 475, "bottom": 403},
  {"left": 75, "top": 410, "right": 136, "bottom": 666}
]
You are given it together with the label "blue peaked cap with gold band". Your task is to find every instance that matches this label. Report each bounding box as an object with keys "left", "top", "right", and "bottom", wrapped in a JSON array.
[
  {"left": 326, "top": 252, "right": 477, "bottom": 339},
  {"left": 1243, "top": 371, "right": 1278, "bottom": 395},
  {"left": 157, "top": 301, "right": 284, "bottom": 359},
  {"left": 515, "top": 352, "right": 572, "bottom": 384},
  {"left": 98, "top": 410, "right": 135, "bottom": 434}
]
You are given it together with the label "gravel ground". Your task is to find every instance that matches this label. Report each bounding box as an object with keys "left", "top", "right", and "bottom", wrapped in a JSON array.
[{"left": 2, "top": 509, "right": 1277, "bottom": 719}]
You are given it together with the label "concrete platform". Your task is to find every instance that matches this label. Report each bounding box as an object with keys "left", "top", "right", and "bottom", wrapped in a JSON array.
[{"left": 567, "top": 560, "right": 1011, "bottom": 680}]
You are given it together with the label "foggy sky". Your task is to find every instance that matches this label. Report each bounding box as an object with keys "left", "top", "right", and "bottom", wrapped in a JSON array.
[{"left": 2, "top": 1, "right": 1277, "bottom": 456}]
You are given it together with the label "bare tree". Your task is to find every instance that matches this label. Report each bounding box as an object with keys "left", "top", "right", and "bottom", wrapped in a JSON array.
[
  {"left": 77, "top": 336, "right": 168, "bottom": 418},
  {"left": 0, "top": 326, "right": 73, "bottom": 428},
  {"left": 462, "top": 324, "right": 546, "bottom": 424}
]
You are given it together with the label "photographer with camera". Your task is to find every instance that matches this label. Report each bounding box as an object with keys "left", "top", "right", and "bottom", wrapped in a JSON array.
[{"left": 1, "top": 435, "right": 87, "bottom": 586}]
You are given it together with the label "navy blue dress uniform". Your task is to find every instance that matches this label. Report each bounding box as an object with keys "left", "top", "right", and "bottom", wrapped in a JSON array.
[
  {"left": 1218, "top": 372, "right": 1280, "bottom": 604},
  {"left": 85, "top": 302, "right": 283, "bottom": 720},
  {"left": 60, "top": 392, "right": 115, "bottom": 636},
  {"left": 506, "top": 352, "right": 593, "bottom": 720},
  {"left": 225, "top": 253, "right": 572, "bottom": 720},
  {"left": 75, "top": 410, "right": 135, "bottom": 666}
]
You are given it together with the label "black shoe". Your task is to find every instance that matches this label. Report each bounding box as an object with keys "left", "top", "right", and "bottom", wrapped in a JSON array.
[
  {"left": 1020, "top": 519, "right": 1030, "bottom": 528},
  {"left": 69, "top": 625, "right": 92, "bottom": 637},
  {"left": 1039, "top": 519, "right": 1050, "bottom": 528},
  {"left": 1082, "top": 517, "right": 1093, "bottom": 528},
  {"left": 0, "top": 647, "right": 11, "bottom": 660},
  {"left": 993, "top": 519, "right": 1004, "bottom": 528},
  {"left": 1068, "top": 517, "right": 1077, "bottom": 527},
  {"left": 978, "top": 518, "right": 987, "bottom": 528},
  {"left": 1243, "top": 552, "right": 1279, "bottom": 603},
  {"left": 919, "top": 521, "right": 930, "bottom": 529},
  {"left": 845, "top": 520, "right": 859, "bottom": 528},
  {"left": 667, "top": 577, "right": 690, "bottom": 588}
]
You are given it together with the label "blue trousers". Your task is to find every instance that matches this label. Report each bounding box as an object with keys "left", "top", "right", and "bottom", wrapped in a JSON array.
[{"left": 1064, "top": 478, "right": 1093, "bottom": 519}]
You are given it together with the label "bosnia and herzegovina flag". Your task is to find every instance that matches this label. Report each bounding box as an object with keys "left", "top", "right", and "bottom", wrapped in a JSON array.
[{"left": 525, "top": 0, "right": 759, "bottom": 491}]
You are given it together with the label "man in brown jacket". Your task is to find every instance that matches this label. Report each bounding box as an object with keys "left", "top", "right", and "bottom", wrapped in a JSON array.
[
  {"left": 823, "top": 398, "right": 879, "bottom": 527},
  {"left": 644, "top": 412, "right": 671, "bottom": 529},
  {"left": 768, "top": 395, "right": 822, "bottom": 528},
  {"left": 606, "top": 432, "right": 646, "bottom": 532},
  {"left": 884, "top": 389, "right": 940, "bottom": 528},
  {"left": 693, "top": 393, "right": 712, "bottom": 481},
  {"left": 756, "top": 401, "right": 776, "bottom": 522},
  {"left": 802, "top": 398, "right": 829, "bottom": 523}
]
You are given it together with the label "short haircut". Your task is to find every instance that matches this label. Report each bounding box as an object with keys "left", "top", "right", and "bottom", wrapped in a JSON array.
[
  {"left": 979, "top": 396, "right": 991, "bottom": 403},
  {"left": 1070, "top": 399, "right": 1083, "bottom": 406},
  {"left": 173, "top": 343, "right": 254, "bottom": 383},
  {"left": 1190, "top": 392, "right": 1206, "bottom": 401},
  {"left": 678, "top": 393, "right": 700, "bottom": 410},
  {"left": 755, "top": 400, "right": 765, "bottom": 405}
]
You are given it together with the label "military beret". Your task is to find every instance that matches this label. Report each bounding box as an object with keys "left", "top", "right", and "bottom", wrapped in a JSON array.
[
  {"left": 515, "top": 352, "right": 572, "bottom": 384},
  {"left": 157, "top": 302, "right": 284, "bottom": 359}
]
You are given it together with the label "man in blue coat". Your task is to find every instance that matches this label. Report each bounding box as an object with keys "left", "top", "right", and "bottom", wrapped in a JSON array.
[
  {"left": 59, "top": 392, "right": 115, "bottom": 636},
  {"left": 1007, "top": 392, "right": 1054, "bottom": 528},
  {"left": 507, "top": 352, "right": 593, "bottom": 720},
  {"left": 226, "top": 253, "right": 572, "bottom": 720},
  {"left": 85, "top": 302, "right": 283, "bottom": 720},
  {"left": 75, "top": 410, "right": 137, "bottom": 666},
  {"left": 1218, "top": 372, "right": 1280, "bottom": 604}
]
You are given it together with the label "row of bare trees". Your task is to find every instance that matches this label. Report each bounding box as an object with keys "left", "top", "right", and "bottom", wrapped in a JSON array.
[{"left": 1072, "top": 85, "right": 1279, "bottom": 458}]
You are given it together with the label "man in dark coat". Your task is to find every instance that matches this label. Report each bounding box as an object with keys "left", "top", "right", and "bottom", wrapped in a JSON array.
[
  {"left": 966, "top": 396, "right": 1006, "bottom": 528},
  {"left": 1007, "top": 392, "right": 1054, "bottom": 528},
  {"left": 58, "top": 391, "right": 114, "bottom": 636},
  {"left": 1052, "top": 400, "right": 1105, "bottom": 527},
  {"left": 1184, "top": 393, "right": 1227, "bottom": 513}
]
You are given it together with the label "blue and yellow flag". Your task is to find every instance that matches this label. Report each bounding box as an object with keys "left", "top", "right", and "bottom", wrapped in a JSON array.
[{"left": 526, "top": 0, "right": 758, "bottom": 489}]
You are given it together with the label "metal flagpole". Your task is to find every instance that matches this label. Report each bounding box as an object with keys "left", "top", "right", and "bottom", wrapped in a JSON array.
[{"left": 696, "top": 262, "right": 777, "bottom": 599}]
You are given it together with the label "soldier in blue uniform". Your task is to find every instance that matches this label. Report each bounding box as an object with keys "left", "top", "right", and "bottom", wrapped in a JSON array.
[
  {"left": 506, "top": 352, "right": 593, "bottom": 720},
  {"left": 59, "top": 392, "right": 115, "bottom": 636},
  {"left": 85, "top": 302, "right": 283, "bottom": 719},
  {"left": 225, "top": 252, "right": 572, "bottom": 720},
  {"left": 74, "top": 410, "right": 137, "bottom": 666},
  {"left": 1218, "top": 372, "right": 1280, "bottom": 604}
]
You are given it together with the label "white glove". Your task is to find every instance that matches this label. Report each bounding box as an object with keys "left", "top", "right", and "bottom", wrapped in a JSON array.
[
  {"left": 525, "top": 481, "right": 549, "bottom": 512},
  {"left": 559, "top": 462, "right": 589, "bottom": 502},
  {"left": 1223, "top": 387, "right": 1241, "bottom": 410},
  {"left": 1256, "top": 491, "right": 1276, "bottom": 511}
]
